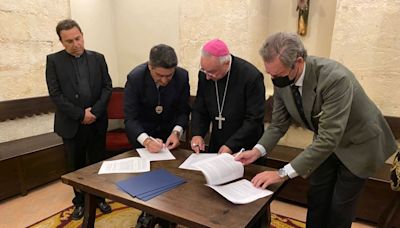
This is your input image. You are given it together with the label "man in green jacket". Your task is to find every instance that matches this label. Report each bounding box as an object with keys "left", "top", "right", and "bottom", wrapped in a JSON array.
[{"left": 236, "top": 32, "right": 397, "bottom": 228}]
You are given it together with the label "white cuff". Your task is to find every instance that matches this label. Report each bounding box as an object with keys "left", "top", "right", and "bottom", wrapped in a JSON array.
[
  {"left": 172, "top": 126, "right": 183, "bottom": 137},
  {"left": 137, "top": 133, "right": 150, "bottom": 146},
  {"left": 254, "top": 144, "right": 267, "bottom": 157},
  {"left": 283, "top": 163, "right": 298, "bottom": 179}
]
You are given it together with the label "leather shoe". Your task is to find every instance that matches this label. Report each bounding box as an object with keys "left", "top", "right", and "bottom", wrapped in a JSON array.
[
  {"left": 71, "top": 205, "right": 84, "bottom": 220},
  {"left": 136, "top": 212, "right": 157, "bottom": 228},
  {"left": 98, "top": 201, "right": 112, "bottom": 214},
  {"left": 157, "top": 218, "right": 177, "bottom": 228}
]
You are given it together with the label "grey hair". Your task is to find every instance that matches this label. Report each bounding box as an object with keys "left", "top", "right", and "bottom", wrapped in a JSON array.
[
  {"left": 259, "top": 32, "right": 307, "bottom": 68},
  {"left": 149, "top": 44, "right": 178, "bottom": 68},
  {"left": 201, "top": 50, "right": 231, "bottom": 64}
]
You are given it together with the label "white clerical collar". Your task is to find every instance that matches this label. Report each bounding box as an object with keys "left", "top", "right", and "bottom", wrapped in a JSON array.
[{"left": 294, "top": 62, "right": 306, "bottom": 87}]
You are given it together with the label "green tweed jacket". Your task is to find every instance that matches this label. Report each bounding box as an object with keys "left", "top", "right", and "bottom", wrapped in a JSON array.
[{"left": 259, "top": 56, "right": 397, "bottom": 178}]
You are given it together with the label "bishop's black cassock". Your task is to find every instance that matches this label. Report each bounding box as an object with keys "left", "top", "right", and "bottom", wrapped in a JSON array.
[{"left": 191, "top": 55, "right": 266, "bottom": 153}]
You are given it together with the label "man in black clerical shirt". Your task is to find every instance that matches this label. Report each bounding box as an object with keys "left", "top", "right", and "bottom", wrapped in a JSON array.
[
  {"left": 45, "top": 19, "right": 112, "bottom": 220},
  {"left": 191, "top": 39, "right": 266, "bottom": 154}
]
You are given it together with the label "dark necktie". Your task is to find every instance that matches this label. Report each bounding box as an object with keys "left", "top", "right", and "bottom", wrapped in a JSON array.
[{"left": 290, "top": 85, "right": 311, "bottom": 130}]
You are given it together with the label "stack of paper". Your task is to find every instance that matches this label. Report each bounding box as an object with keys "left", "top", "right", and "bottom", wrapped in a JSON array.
[
  {"left": 193, "top": 153, "right": 273, "bottom": 204},
  {"left": 178, "top": 153, "right": 218, "bottom": 171},
  {"left": 98, "top": 157, "right": 150, "bottom": 174},
  {"left": 117, "top": 168, "right": 185, "bottom": 201}
]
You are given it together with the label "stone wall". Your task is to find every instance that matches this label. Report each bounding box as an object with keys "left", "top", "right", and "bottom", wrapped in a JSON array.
[
  {"left": 273, "top": 0, "right": 400, "bottom": 150},
  {"left": 1, "top": 0, "right": 399, "bottom": 145},
  {"left": 331, "top": 0, "right": 400, "bottom": 116},
  {"left": 0, "top": 0, "right": 69, "bottom": 142},
  {"left": 0, "top": 0, "right": 70, "bottom": 100},
  {"left": 179, "top": 0, "right": 268, "bottom": 95}
]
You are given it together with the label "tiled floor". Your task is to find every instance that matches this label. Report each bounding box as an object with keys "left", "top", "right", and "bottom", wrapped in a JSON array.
[{"left": 0, "top": 180, "right": 376, "bottom": 228}]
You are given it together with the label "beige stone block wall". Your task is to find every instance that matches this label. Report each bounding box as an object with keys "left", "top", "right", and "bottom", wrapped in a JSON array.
[
  {"left": 179, "top": 0, "right": 268, "bottom": 95},
  {"left": 331, "top": 0, "right": 400, "bottom": 116},
  {"left": 0, "top": 0, "right": 70, "bottom": 100},
  {"left": 283, "top": 0, "right": 400, "bottom": 152},
  {"left": 0, "top": 0, "right": 69, "bottom": 142},
  {"left": 1, "top": 0, "right": 399, "bottom": 147}
]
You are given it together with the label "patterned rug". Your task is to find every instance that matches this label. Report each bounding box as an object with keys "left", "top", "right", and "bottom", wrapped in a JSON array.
[{"left": 28, "top": 201, "right": 305, "bottom": 228}]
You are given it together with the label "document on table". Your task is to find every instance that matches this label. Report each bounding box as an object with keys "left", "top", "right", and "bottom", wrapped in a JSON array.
[
  {"left": 137, "top": 147, "right": 175, "bottom": 161},
  {"left": 98, "top": 157, "right": 150, "bottom": 174},
  {"left": 193, "top": 153, "right": 244, "bottom": 186},
  {"left": 207, "top": 179, "right": 273, "bottom": 204},
  {"left": 179, "top": 153, "right": 218, "bottom": 171},
  {"left": 193, "top": 153, "right": 274, "bottom": 204}
]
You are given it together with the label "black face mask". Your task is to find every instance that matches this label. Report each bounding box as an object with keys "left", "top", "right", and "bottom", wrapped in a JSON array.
[{"left": 272, "top": 76, "right": 295, "bottom": 87}]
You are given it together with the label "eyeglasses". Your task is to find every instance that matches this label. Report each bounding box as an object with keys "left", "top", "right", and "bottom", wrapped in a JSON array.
[{"left": 199, "top": 68, "right": 218, "bottom": 78}]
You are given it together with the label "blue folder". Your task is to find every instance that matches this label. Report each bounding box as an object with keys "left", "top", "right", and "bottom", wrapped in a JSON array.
[
  {"left": 117, "top": 168, "right": 186, "bottom": 201},
  {"left": 137, "top": 181, "right": 185, "bottom": 201}
]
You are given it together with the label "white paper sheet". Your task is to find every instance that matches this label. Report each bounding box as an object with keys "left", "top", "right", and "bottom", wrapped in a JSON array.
[
  {"left": 207, "top": 179, "right": 273, "bottom": 204},
  {"left": 98, "top": 157, "right": 150, "bottom": 174},
  {"left": 179, "top": 153, "right": 218, "bottom": 171},
  {"left": 193, "top": 153, "right": 244, "bottom": 186},
  {"left": 136, "top": 147, "right": 175, "bottom": 161}
]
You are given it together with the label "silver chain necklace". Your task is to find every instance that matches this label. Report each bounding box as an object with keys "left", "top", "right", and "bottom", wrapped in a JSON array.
[{"left": 214, "top": 69, "right": 231, "bottom": 129}]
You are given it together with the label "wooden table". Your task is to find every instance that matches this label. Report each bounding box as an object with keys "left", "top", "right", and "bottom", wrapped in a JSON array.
[{"left": 61, "top": 149, "right": 284, "bottom": 227}]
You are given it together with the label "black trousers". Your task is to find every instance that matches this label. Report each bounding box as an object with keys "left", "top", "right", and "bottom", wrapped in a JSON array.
[
  {"left": 306, "top": 154, "right": 366, "bottom": 228},
  {"left": 63, "top": 124, "right": 107, "bottom": 206}
]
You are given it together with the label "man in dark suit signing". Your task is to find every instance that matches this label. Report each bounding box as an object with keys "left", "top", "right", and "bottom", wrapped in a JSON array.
[
  {"left": 124, "top": 44, "right": 190, "bottom": 153},
  {"left": 45, "top": 19, "right": 113, "bottom": 220},
  {"left": 236, "top": 32, "right": 398, "bottom": 227},
  {"left": 124, "top": 44, "right": 190, "bottom": 228}
]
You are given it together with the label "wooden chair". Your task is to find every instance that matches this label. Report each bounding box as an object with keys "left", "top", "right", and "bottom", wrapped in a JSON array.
[{"left": 105, "top": 87, "right": 132, "bottom": 152}]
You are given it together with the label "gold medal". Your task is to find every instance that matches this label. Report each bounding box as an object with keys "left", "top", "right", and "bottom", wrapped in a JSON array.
[{"left": 155, "top": 105, "right": 163, "bottom": 114}]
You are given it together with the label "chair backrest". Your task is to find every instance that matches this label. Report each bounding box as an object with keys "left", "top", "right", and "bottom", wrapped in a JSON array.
[{"left": 107, "top": 87, "right": 125, "bottom": 119}]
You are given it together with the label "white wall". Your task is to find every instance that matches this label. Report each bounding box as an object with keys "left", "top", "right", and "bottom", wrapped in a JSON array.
[
  {"left": 70, "top": 0, "right": 120, "bottom": 86},
  {"left": 113, "top": 0, "right": 181, "bottom": 85},
  {"left": 266, "top": 0, "right": 337, "bottom": 58}
]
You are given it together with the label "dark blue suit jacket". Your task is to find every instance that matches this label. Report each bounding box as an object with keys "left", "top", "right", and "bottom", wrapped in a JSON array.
[
  {"left": 124, "top": 63, "right": 190, "bottom": 147},
  {"left": 46, "top": 50, "right": 113, "bottom": 139}
]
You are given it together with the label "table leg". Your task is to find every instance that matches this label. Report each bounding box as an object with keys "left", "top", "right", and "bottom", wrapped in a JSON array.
[
  {"left": 266, "top": 205, "right": 271, "bottom": 228},
  {"left": 247, "top": 205, "right": 270, "bottom": 228},
  {"left": 82, "top": 193, "right": 97, "bottom": 228}
]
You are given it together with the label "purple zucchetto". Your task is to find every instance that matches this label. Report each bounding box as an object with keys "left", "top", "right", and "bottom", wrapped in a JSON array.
[{"left": 202, "top": 39, "right": 230, "bottom": 57}]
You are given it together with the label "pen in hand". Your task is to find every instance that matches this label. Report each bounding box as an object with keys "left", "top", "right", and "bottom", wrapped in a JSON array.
[
  {"left": 235, "top": 148, "right": 245, "bottom": 157},
  {"left": 149, "top": 136, "right": 165, "bottom": 148}
]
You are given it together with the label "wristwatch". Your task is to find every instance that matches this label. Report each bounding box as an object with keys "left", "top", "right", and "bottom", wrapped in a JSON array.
[
  {"left": 172, "top": 130, "right": 180, "bottom": 138},
  {"left": 278, "top": 168, "right": 289, "bottom": 180}
]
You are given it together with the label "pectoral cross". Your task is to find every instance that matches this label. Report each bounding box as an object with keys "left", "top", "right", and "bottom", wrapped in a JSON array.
[{"left": 215, "top": 113, "right": 225, "bottom": 129}]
